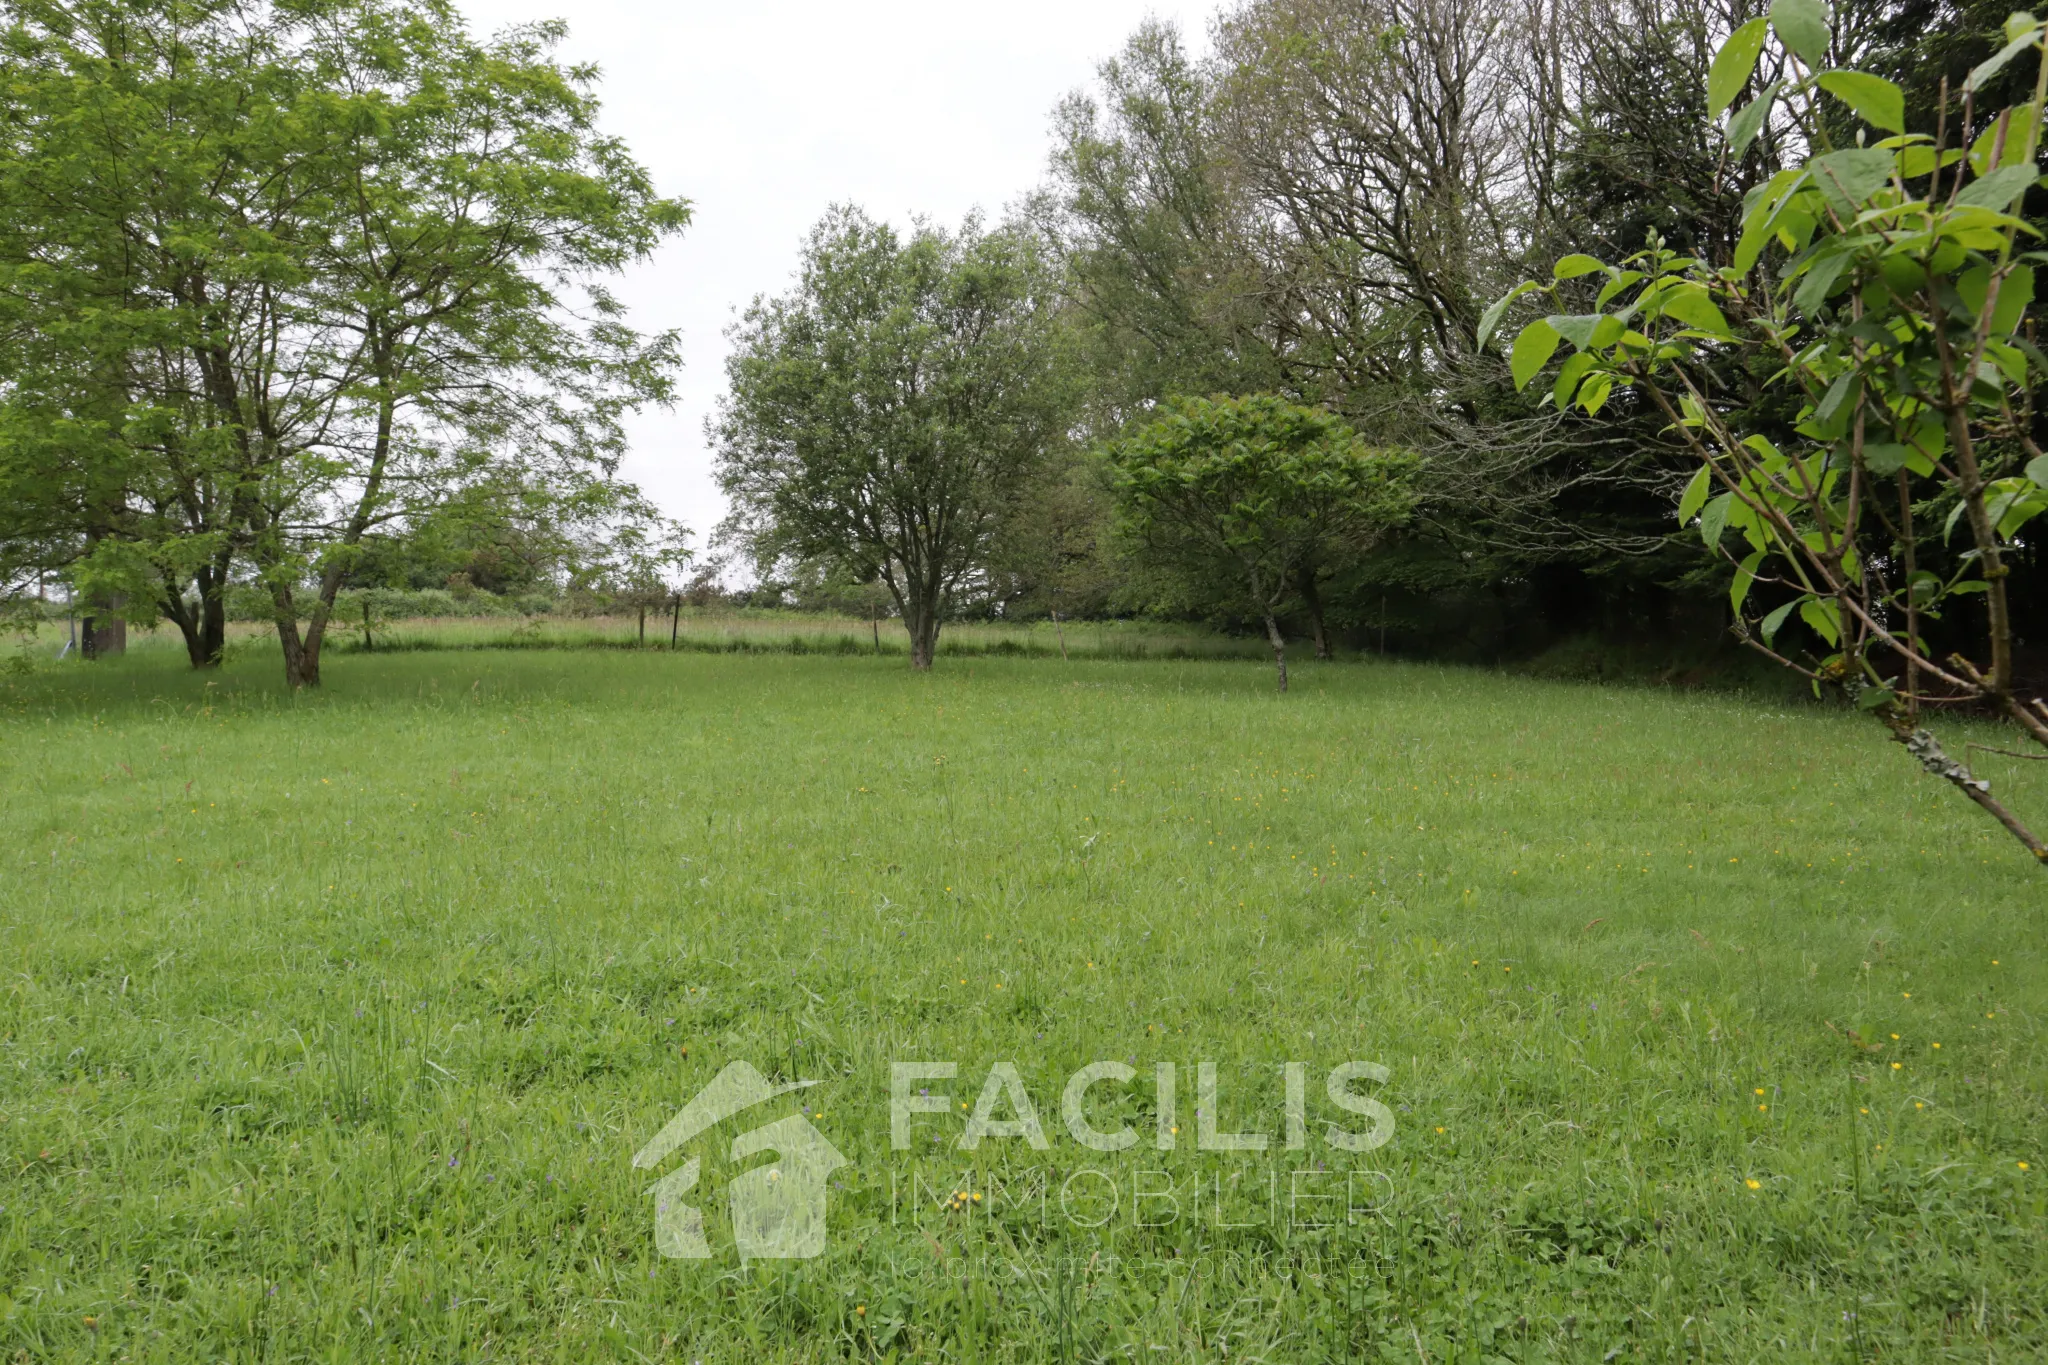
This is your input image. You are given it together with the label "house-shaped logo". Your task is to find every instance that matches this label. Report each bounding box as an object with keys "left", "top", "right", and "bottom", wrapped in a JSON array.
[{"left": 633, "top": 1060, "right": 848, "bottom": 1261}]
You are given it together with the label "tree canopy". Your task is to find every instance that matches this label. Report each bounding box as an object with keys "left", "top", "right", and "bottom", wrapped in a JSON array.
[
  {"left": 1109, "top": 395, "right": 1415, "bottom": 690},
  {"left": 713, "top": 207, "right": 1070, "bottom": 670},
  {"left": 0, "top": 0, "right": 688, "bottom": 684}
]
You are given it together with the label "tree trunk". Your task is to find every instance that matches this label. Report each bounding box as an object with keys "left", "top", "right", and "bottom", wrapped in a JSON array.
[
  {"left": 81, "top": 592, "right": 127, "bottom": 659},
  {"left": 1263, "top": 613, "right": 1289, "bottom": 693},
  {"left": 909, "top": 608, "right": 940, "bottom": 671},
  {"left": 903, "top": 591, "right": 943, "bottom": 671},
  {"left": 1298, "top": 568, "right": 1330, "bottom": 660},
  {"left": 162, "top": 550, "right": 233, "bottom": 669},
  {"left": 276, "top": 614, "right": 318, "bottom": 688}
]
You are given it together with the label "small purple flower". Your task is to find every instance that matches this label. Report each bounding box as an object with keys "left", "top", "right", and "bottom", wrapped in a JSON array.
[{"left": 448, "top": 1156, "right": 459, "bottom": 1168}]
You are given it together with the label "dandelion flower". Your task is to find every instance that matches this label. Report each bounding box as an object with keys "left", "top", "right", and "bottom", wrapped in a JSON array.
[
  {"left": 1744, "top": 1179, "right": 1761, "bottom": 1190},
  {"left": 2021, "top": 1162, "right": 2031, "bottom": 1171},
  {"left": 1891, "top": 1062, "right": 1902, "bottom": 1071}
]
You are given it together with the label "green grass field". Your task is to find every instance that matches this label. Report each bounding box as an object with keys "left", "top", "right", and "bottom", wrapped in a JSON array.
[{"left": 2, "top": 645, "right": 2042, "bottom": 1362}]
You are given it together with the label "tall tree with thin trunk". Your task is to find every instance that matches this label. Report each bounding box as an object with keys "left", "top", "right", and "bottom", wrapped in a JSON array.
[{"left": 713, "top": 207, "right": 1068, "bottom": 670}]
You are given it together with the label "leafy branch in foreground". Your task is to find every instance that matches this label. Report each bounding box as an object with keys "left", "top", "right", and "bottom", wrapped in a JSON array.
[{"left": 1487, "top": 0, "right": 2048, "bottom": 863}]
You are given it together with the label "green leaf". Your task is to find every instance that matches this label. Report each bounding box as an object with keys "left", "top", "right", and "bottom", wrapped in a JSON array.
[
  {"left": 1817, "top": 71, "right": 1904, "bottom": 133},
  {"left": 1969, "top": 262, "right": 2039, "bottom": 335},
  {"left": 1815, "top": 370, "right": 1860, "bottom": 426},
  {"left": 1677, "top": 463, "right": 1714, "bottom": 524},
  {"left": 1955, "top": 163, "right": 2038, "bottom": 209},
  {"left": 1799, "top": 597, "right": 1841, "bottom": 645},
  {"left": 1700, "top": 491, "right": 1734, "bottom": 547},
  {"left": 1595, "top": 270, "right": 1644, "bottom": 309},
  {"left": 1969, "top": 114, "right": 2030, "bottom": 175},
  {"left": 1551, "top": 350, "right": 1597, "bottom": 407},
  {"left": 1771, "top": 0, "right": 1832, "bottom": 68},
  {"left": 1510, "top": 319, "right": 1561, "bottom": 390},
  {"left": 1662, "top": 285, "right": 1733, "bottom": 337},
  {"left": 1546, "top": 313, "right": 1604, "bottom": 349},
  {"left": 1808, "top": 148, "right": 1893, "bottom": 216},
  {"left": 1710, "top": 19, "right": 1772, "bottom": 116},
  {"left": 1728, "top": 82, "right": 1781, "bottom": 156},
  {"left": 1578, "top": 371, "right": 1616, "bottom": 414},
  {"left": 1735, "top": 168, "right": 1808, "bottom": 273},
  {"left": 1966, "top": 29, "right": 2040, "bottom": 92},
  {"left": 1863, "top": 443, "right": 1911, "bottom": 476},
  {"left": 1856, "top": 684, "right": 1896, "bottom": 710},
  {"left": 1791, "top": 249, "right": 1852, "bottom": 314},
  {"left": 1477, "top": 281, "right": 1538, "bottom": 351},
  {"left": 1761, "top": 598, "right": 1799, "bottom": 643},
  {"left": 1552, "top": 254, "right": 1609, "bottom": 280},
  {"left": 1731, "top": 550, "right": 1765, "bottom": 614},
  {"left": 2026, "top": 453, "right": 2048, "bottom": 485}
]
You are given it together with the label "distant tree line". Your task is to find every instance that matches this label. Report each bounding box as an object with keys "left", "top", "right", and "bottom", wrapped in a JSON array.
[
  {"left": 8, "top": 0, "right": 2043, "bottom": 693},
  {"left": 716, "top": 0, "right": 2047, "bottom": 679}
]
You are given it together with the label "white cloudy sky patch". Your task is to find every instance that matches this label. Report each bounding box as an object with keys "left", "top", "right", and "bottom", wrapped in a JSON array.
[{"left": 453, "top": 0, "right": 1225, "bottom": 549}]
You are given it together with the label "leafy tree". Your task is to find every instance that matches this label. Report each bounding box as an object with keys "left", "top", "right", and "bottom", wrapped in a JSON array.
[
  {"left": 0, "top": 0, "right": 278, "bottom": 667},
  {"left": 1494, "top": 0, "right": 2048, "bottom": 862},
  {"left": 713, "top": 207, "right": 1070, "bottom": 670},
  {"left": 1037, "top": 22, "right": 1286, "bottom": 421},
  {"left": 1107, "top": 394, "right": 1416, "bottom": 690},
  {"left": 0, "top": 0, "right": 688, "bottom": 687}
]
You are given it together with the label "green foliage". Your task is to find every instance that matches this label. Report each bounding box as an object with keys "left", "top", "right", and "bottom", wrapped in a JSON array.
[
  {"left": 0, "top": 0, "right": 688, "bottom": 686},
  {"left": 1107, "top": 395, "right": 1414, "bottom": 686},
  {"left": 1497, "top": 1, "right": 2048, "bottom": 862},
  {"left": 713, "top": 207, "right": 1071, "bottom": 670}
]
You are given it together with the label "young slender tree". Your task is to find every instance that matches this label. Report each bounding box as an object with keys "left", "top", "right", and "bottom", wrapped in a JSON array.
[
  {"left": 713, "top": 207, "right": 1069, "bottom": 670},
  {"left": 1107, "top": 394, "right": 1416, "bottom": 690}
]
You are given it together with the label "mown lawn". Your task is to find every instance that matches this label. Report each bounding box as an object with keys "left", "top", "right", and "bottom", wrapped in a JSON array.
[{"left": 2, "top": 647, "right": 2042, "bottom": 1362}]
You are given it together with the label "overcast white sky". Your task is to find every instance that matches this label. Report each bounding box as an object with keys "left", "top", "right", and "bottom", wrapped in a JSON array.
[{"left": 452, "top": 0, "right": 1225, "bottom": 552}]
